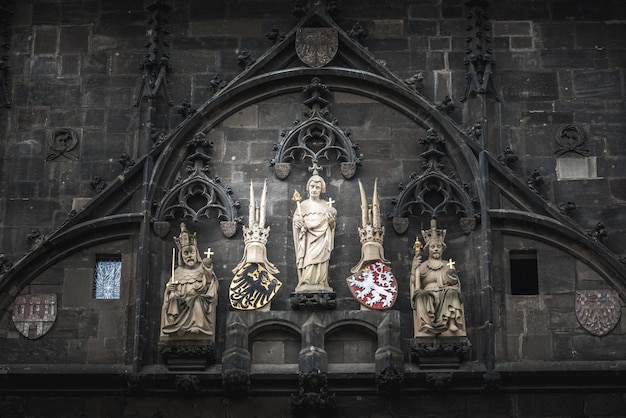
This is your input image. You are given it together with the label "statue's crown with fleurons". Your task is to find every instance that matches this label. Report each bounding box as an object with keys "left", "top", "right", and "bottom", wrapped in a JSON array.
[
  {"left": 174, "top": 222, "right": 197, "bottom": 250},
  {"left": 421, "top": 218, "right": 446, "bottom": 247}
]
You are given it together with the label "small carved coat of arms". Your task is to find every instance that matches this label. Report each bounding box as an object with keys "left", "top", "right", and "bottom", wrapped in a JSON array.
[
  {"left": 230, "top": 263, "right": 282, "bottom": 310},
  {"left": 12, "top": 294, "right": 57, "bottom": 339},
  {"left": 575, "top": 290, "right": 621, "bottom": 337},
  {"left": 347, "top": 261, "right": 398, "bottom": 309},
  {"left": 296, "top": 28, "right": 338, "bottom": 68}
]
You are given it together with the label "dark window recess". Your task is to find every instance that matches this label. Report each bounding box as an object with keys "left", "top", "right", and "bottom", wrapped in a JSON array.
[{"left": 510, "top": 250, "right": 539, "bottom": 295}]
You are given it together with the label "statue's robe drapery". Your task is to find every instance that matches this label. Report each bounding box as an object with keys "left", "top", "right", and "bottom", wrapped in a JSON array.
[{"left": 293, "top": 201, "right": 335, "bottom": 291}]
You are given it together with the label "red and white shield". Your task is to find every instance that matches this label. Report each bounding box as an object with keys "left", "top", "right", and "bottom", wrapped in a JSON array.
[{"left": 347, "top": 261, "right": 397, "bottom": 310}]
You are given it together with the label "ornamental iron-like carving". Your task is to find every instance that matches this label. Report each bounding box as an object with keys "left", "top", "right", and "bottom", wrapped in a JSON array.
[
  {"left": 154, "top": 133, "right": 241, "bottom": 238},
  {"left": 390, "top": 128, "right": 477, "bottom": 234},
  {"left": 12, "top": 294, "right": 57, "bottom": 340},
  {"left": 296, "top": 28, "right": 338, "bottom": 68},
  {"left": 133, "top": 0, "right": 173, "bottom": 106},
  {"left": 575, "top": 290, "right": 621, "bottom": 336},
  {"left": 555, "top": 124, "right": 590, "bottom": 157},
  {"left": 271, "top": 77, "right": 361, "bottom": 179},
  {"left": 45, "top": 128, "right": 79, "bottom": 161},
  {"left": 460, "top": 0, "right": 500, "bottom": 102}
]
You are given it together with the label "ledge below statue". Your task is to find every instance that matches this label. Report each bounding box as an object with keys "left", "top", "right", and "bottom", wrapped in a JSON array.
[
  {"left": 158, "top": 340, "right": 217, "bottom": 371},
  {"left": 290, "top": 290, "right": 336, "bottom": 310},
  {"left": 410, "top": 336, "right": 471, "bottom": 369}
]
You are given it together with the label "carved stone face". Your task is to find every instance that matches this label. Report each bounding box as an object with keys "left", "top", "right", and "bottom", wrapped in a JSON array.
[
  {"left": 308, "top": 180, "right": 322, "bottom": 198},
  {"left": 181, "top": 245, "right": 197, "bottom": 267},
  {"left": 428, "top": 243, "right": 444, "bottom": 259}
]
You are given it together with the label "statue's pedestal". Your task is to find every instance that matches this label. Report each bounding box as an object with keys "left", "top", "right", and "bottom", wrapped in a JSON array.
[
  {"left": 158, "top": 339, "right": 216, "bottom": 371},
  {"left": 290, "top": 291, "right": 336, "bottom": 310},
  {"left": 410, "top": 336, "right": 471, "bottom": 369}
]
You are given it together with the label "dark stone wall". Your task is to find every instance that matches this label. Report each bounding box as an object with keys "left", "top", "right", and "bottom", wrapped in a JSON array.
[{"left": 0, "top": 1, "right": 625, "bottom": 417}]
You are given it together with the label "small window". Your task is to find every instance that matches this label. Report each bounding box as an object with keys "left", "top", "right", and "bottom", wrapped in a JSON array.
[
  {"left": 510, "top": 250, "right": 539, "bottom": 295},
  {"left": 94, "top": 257, "right": 121, "bottom": 299}
]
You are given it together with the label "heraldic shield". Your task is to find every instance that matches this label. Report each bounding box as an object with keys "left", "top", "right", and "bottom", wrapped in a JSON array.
[
  {"left": 295, "top": 28, "right": 338, "bottom": 68},
  {"left": 347, "top": 261, "right": 398, "bottom": 310},
  {"left": 12, "top": 294, "right": 57, "bottom": 339},
  {"left": 230, "top": 262, "right": 282, "bottom": 310},
  {"left": 575, "top": 290, "right": 621, "bottom": 337}
]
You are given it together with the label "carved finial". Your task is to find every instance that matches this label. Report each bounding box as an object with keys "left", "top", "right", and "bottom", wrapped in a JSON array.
[{"left": 309, "top": 163, "right": 322, "bottom": 176}]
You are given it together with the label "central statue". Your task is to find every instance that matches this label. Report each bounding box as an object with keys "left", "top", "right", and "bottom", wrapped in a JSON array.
[
  {"left": 410, "top": 219, "right": 466, "bottom": 337},
  {"left": 292, "top": 167, "right": 336, "bottom": 292}
]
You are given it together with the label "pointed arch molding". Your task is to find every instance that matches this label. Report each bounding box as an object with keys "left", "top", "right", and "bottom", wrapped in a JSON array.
[
  {"left": 490, "top": 210, "right": 626, "bottom": 300},
  {"left": 0, "top": 214, "right": 142, "bottom": 309}
]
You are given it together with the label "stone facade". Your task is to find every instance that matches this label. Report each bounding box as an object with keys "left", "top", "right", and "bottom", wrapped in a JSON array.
[{"left": 0, "top": 1, "right": 625, "bottom": 417}]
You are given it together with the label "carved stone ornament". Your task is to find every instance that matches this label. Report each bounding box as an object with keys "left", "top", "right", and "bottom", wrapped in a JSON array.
[
  {"left": 575, "top": 290, "right": 621, "bottom": 337},
  {"left": 410, "top": 336, "right": 471, "bottom": 369},
  {"left": 290, "top": 291, "right": 336, "bottom": 310},
  {"left": 555, "top": 124, "right": 589, "bottom": 157},
  {"left": 273, "top": 162, "right": 291, "bottom": 179},
  {"left": 390, "top": 128, "right": 477, "bottom": 234},
  {"left": 376, "top": 366, "right": 403, "bottom": 394},
  {"left": 45, "top": 128, "right": 79, "bottom": 161},
  {"left": 340, "top": 161, "right": 356, "bottom": 179},
  {"left": 158, "top": 340, "right": 217, "bottom": 371},
  {"left": 152, "top": 221, "right": 171, "bottom": 238},
  {"left": 392, "top": 217, "right": 409, "bottom": 234},
  {"left": 290, "top": 370, "right": 336, "bottom": 414},
  {"left": 12, "top": 294, "right": 57, "bottom": 339},
  {"left": 155, "top": 133, "right": 242, "bottom": 237},
  {"left": 220, "top": 221, "right": 238, "bottom": 238},
  {"left": 271, "top": 78, "right": 361, "bottom": 179},
  {"left": 295, "top": 27, "right": 338, "bottom": 68}
]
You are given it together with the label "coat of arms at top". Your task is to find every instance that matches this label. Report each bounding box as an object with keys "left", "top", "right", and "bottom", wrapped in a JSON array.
[{"left": 296, "top": 28, "right": 338, "bottom": 68}]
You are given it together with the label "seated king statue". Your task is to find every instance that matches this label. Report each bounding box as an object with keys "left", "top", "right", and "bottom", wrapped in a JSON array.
[
  {"left": 160, "top": 222, "right": 218, "bottom": 338},
  {"left": 410, "top": 219, "right": 466, "bottom": 337}
]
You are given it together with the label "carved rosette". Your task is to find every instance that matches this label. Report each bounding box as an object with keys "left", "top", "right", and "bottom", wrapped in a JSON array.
[{"left": 575, "top": 290, "right": 621, "bottom": 336}]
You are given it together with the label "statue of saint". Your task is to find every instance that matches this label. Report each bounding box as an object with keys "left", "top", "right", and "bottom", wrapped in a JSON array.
[
  {"left": 292, "top": 168, "right": 336, "bottom": 292},
  {"left": 410, "top": 219, "right": 466, "bottom": 337},
  {"left": 160, "top": 223, "right": 218, "bottom": 338}
]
